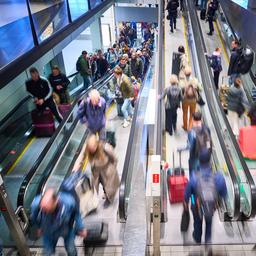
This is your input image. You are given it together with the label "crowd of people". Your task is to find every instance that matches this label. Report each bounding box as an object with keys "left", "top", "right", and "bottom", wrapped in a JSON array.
[{"left": 27, "top": 24, "right": 154, "bottom": 255}]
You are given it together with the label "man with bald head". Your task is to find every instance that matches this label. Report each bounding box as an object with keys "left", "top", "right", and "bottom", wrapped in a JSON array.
[{"left": 31, "top": 188, "right": 87, "bottom": 256}]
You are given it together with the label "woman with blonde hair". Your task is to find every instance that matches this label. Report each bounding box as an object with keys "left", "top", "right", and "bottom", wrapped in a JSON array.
[
  {"left": 160, "top": 74, "right": 182, "bottom": 135},
  {"left": 79, "top": 134, "right": 120, "bottom": 204}
]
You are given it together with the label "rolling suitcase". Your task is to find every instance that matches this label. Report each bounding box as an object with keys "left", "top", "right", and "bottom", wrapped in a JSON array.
[
  {"left": 31, "top": 109, "right": 55, "bottom": 137},
  {"left": 172, "top": 52, "right": 182, "bottom": 76},
  {"left": 168, "top": 150, "right": 188, "bottom": 204},
  {"left": 200, "top": 9, "right": 206, "bottom": 20},
  {"left": 238, "top": 126, "right": 256, "bottom": 160},
  {"left": 58, "top": 103, "right": 73, "bottom": 122},
  {"left": 84, "top": 222, "right": 108, "bottom": 245}
]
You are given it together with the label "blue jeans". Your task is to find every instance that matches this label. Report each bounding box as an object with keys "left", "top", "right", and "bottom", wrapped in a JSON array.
[
  {"left": 229, "top": 73, "right": 240, "bottom": 86},
  {"left": 83, "top": 76, "right": 91, "bottom": 90},
  {"left": 121, "top": 98, "right": 133, "bottom": 120},
  {"left": 117, "top": 103, "right": 123, "bottom": 117},
  {"left": 192, "top": 207, "right": 212, "bottom": 243},
  {"left": 43, "top": 230, "right": 77, "bottom": 256}
]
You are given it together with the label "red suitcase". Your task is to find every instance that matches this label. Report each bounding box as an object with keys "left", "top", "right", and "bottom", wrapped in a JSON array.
[
  {"left": 168, "top": 150, "right": 188, "bottom": 203},
  {"left": 239, "top": 126, "right": 256, "bottom": 160},
  {"left": 31, "top": 109, "right": 55, "bottom": 137},
  {"left": 58, "top": 104, "right": 73, "bottom": 122}
]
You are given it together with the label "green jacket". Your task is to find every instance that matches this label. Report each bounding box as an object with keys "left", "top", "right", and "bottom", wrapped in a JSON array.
[
  {"left": 119, "top": 75, "right": 134, "bottom": 99},
  {"left": 79, "top": 56, "right": 91, "bottom": 77}
]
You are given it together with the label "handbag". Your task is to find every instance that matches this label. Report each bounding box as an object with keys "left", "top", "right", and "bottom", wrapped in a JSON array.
[
  {"left": 180, "top": 208, "right": 190, "bottom": 232},
  {"left": 197, "top": 92, "right": 205, "bottom": 106}
]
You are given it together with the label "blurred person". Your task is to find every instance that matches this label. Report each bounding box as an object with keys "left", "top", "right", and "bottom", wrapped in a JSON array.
[
  {"left": 166, "top": 0, "right": 179, "bottom": 33},
  {"left": 142, "top": 49, "right": 150, "bottom": 75},
  {"left": 119, "top": 56, "right": 132, "bottom": 77},
  {"left": 208, "top": 47, "right": 222, "bottom": 89},
  {"left": 123, "top": 53, "right": 130, "bottom": 64},
  {"left": 48, "top": 66, "right": 70, "bottom": 104},
  {"left": 178, "top": 45, "right": 189, "bottom": 80},
  {"left": 30, "top": 188, "right": 87, "bottom": 256},
  {"left": 131, "top": 52, "right": 143, "bottom": 80},
  {"left": 130, "top": 76, "right": 141, "bottom": 107},
  {"left": 113, "top": 66, "right": 134, "bottom": 128},
  {"left": 187, "top": 111, "right": 212, "bottom": 178},
  {"left": 77, "top": 89, "right": 106, "bottom": 140},
  {"left": 227, "top": 78, "right": 248, "bottom": 136},
  {"left": 228, "top": 40, "right": 241, "bottom": 86},
  {"left": 26, "top": 67, "right": 63, "bottom": 123},
  {"left": 159, "top": 74, "right": 183, "bottom": 136},
  {"left": 96, "top": 50, "right": 110, "bottom": 78},
  {"left": 200, "top": 0, "right": 207, "bottom": 10},
  {"left": 106, "top": 48, "right": 117, "bottom": 69},
  {"left": 248, "top": 102, "right": 256, "bottom": 126},
  {"left": 206, "top": 0, "right": 218, "bottom": 36},
  {"left": 84, "top": 135, "right": 120, "bottom": 204},
  {"left": 137, "top": 50, "right": 145, "bottom": 75},
  {"left": 184, "top": 149, "right": 227, "bottom": 244},
  {"left": 113, "top": 44, "right": 123, "bottom": 59},
  {"left": 77, "top": 51, "right": 92, "bottom": 89}
]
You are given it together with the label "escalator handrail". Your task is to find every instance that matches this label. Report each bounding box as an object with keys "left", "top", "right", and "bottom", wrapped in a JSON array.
[
  {"left": 118, "top": 61, "right": 153, "bottom": 221},
  {"left": 17, "top": 70, "right": 114, "bottom": 208},
  {"left": 186, "top": 0, "right": 241, "bottom": 220}
]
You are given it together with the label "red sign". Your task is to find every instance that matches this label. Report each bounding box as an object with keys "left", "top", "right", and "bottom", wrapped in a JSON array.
[{"left": 152, "top": 174, "right": 160, "bottom": 183}]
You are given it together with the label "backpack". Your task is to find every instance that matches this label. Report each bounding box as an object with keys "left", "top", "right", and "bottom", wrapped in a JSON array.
[
  {"left": 184, "top": 84, "right": 197, "bottom": 100},
  {"left": 196, "top": 173, "right": 217, "bottom": 219},
  {"left": 167, "top": 87, "right": 181, "bottom": 109},
  {"left": 76, "top": 58, "right": 82, "bottom": 72},
  {"left": 210, "top": 55, "right": 222, "bottom": 72},
  {"left": 237, "top": 48, "right": 254, "bottom": 74},
  {"left": 194, "top": 126, "right": 212, "bottom": 157}
]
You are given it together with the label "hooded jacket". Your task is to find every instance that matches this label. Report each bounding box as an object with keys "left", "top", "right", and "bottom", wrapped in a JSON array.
[{"left": 227, "top": 86, "right": 248, "bottom": 112}]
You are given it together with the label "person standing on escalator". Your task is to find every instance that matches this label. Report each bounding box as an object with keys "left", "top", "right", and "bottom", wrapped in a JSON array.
[
  {"left": 208, "top": 47, "right": 222, "bottom": 90},
  {"left": 206, "top": 0, "right": 218, "bottom": 36},
  {"left": 166, "top": 0, "right": 179, "bottom": 33}
]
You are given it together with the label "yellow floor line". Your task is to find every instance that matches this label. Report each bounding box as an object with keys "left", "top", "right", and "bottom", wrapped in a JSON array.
[
  {"left": 82, "top": 102, "right": 116, "bottom": 171},
  {"left": 182, "top": 15, "right": 191, "bottom": 65},
  {"left": 7, "top": 136, "right": 36, "bottom": 175}
]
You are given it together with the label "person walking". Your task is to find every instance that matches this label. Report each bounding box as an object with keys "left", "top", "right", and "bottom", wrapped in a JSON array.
[
  {"left": 26, "top": 67, "right": 63, "bottom": 123},
  {"left": 206, "top": 0, "right": 218, "bottom": 36},
  {"left": 77, "top": 89, "right": 106, "bottom": 140},
  {"left": 208, "top": 47, "right": 222, "bottom": 89},
  {"left": 166, "top": 0, "right": 179, "bottom": 33},
  {"left": 160, "top": 74, "right": 183, "bottom": 135},
  {"left": 184, "top": 148, "right": 227, "bottom": 244},
  {"left": 178, "top": 45, "right": 189, "bottom": 81},
  {"left": 30, "top": 189, "right": 87, "bottom": 256},
  {"left": 77, "top": 51, "right": 92, "bottom": 89}
]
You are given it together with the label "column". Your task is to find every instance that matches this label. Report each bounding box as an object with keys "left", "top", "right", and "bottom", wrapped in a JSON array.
[{"left": 90, "top": 18, "right": 103, "bottom": 52}]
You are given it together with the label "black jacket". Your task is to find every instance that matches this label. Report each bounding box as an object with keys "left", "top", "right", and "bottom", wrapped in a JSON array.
[
  {"left": 166, "top": 0, "right": 179, "bottom": 16},
  {"left": 48, "top": 73, "right": 70, "bottom": 93},
  {"left": 96, "top": 58, "right": 109, "bottom": 78},
  {"left": 26, "top": 77, "right": 52, "bottom": 100},
  {"left": 228, "top": 47, "right": 241, "bottom": 75}
]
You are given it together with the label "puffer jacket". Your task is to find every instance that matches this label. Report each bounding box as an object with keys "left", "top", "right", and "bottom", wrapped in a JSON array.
[{"left": 227, "top": 86, "right": 246, "bottom": 112}]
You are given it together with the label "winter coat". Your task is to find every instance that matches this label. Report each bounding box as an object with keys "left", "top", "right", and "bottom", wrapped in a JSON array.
[
  {"left": 131, "top": 58, "right": 143, "bottom": 79},
  {"left": 228, "top": 48, "right": 241, "bottom": 76},
  {"left": 48, "top": 73, "right": 70, "bottom": 93},
  {"left": 117, "top": 74, "right": 134, "bottom": 99},
  {"left": 96, "top": 58, "right": 109, "bottom": 78},
  {"left": 227, "top": 86, "right": 247, "bottom": 112},
  {"left": 78, "top": 56, "right": 91, "bottom": 77},
  {"left": 178, "top": 53, "right": 189, "bottom": 80},
  {"left": 90, "top": 143, "right": 120, "bottom": 203},
  {"left": 209, "top": 51, "right": 222, "bottom": 72},
  {"left": 161, "top": 85, "right": 183, "bottom": 109},
  {"left": 166, "top": 0, "right": 179, "bottom": 17}
]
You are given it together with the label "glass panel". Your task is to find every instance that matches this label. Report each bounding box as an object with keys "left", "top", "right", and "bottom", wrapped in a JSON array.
[
  {"left": 0, "top": 0, "right": 34, "bottom": 69},
  {"left": 68, "top": 0, "right": 89, "bottom": 21},
  {"left": 89, "top": 0, "right": 101, "bottom": 9},
  {"left": 28, "top": 0, "right": 69, "bottom": 43}
]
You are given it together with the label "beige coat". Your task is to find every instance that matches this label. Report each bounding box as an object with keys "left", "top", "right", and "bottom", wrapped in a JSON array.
[{"left": 178, "top": 53, "right": 189, "bottom": 80}]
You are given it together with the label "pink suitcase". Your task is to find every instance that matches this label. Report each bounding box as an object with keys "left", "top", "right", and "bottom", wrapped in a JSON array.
[
  {"left": 31, "top": 109, "right": 55, "bottom": 137},
  {"left": 58, "top": 104, "right": 73, "bottom": 122},
  {"left": 239, "top": 126, "right": 256, "bottom": 160}
]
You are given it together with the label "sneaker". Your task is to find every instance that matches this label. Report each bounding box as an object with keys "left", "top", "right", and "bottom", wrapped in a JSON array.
[
  {"left": 123, "top": 120, "right": 130, "bottom": 128},
  {"left": 127, "top": 116, "right": 132, "bottom": 122}
]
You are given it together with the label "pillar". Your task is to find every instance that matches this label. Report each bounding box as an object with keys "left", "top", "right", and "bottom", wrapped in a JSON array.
[{"left": 90, "top": 18, "right": 103, "bottom": 52}]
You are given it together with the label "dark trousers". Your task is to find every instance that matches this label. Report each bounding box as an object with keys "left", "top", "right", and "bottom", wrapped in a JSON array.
[
  {"left": 165, "top": 108, "right": 177, "bottom": 135},
  {"left": 208, "top": 17, "right": 214, "bottom": 33},
  {"left": 169, "top": 15, "right": 177, "bottom": 32},
  {"left": 37, "top": 97, "right": 63, "bottom": 123},
  {"left": 180, "top": 0, "right": 184, "bottom": 11},
  {"left": 192, "top": 207, "right": 213, "bottom": 244},
  {"left": 213, "top": 71, "right": 220, "bottom": 90}
]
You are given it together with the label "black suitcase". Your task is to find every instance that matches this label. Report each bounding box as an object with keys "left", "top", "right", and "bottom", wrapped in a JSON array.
[
  {"left": 84, "top": 222, "right": 108, "bottom": 245},
  {"left": 172, "top": 52, "right": 182, "bottom": 76},
  {"left": 173, "top": 150, "right": 185, "bottom": 176},
  {"left": 200, "top": 9, "right": 206, "bottom": 20}
]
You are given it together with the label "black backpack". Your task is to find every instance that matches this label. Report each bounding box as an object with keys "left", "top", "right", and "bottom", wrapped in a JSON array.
[
  {"left": 237, "top": 48, "right": 254, "bottom": 74},
  {"left": 76, "top": 58, "right": 82, "bottom": 72}
]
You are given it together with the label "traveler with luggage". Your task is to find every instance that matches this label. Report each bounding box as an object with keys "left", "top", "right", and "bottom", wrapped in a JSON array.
[
  {"left": 160, "top": 74, "right": 183, "bottom": 136},
  {"left": 113, "top": 66, "right": 134, "bottom": 128},
  {"left": 30, "top": 188, "right": 87, "bottom": 256},
  {"left": 181, "top": 68, "right": 200, "bottom": 131},
  {"left": 77, "top": 89, "right": 106, "bottom": 140},
  {"left": 184, "top": 148, "right": 227, "bottom": 244},
  {"left": 208, "top": 47, "right": 222, "bottom": 89},
  {"left": 206, "top": 0, "right": 218, "bottom": 36},
  {"left": 76, "top": 51, "right": 92, "bottom": 89},
  {"left": 26, "top": 67, "right": 63, "bottom": 123},
  {"left": 227, "top": 78, "right": 248, "bottom": 136},
  {"left": 187, "top": 112, "right": 212, "bottom": 178},
  {"left": 85, "top": 134, "right": 120, "bottom": 204},
  {"left": 166, "top": 0, "right": 179, "bottom": 33},
  {"left": 178, "top": 46, "right": 189, "bottom": 81},
  {"left": 248, "top": 103, "right": 256, "bottom": 126},
  {"left": 228, "top": 40, "right": 241, "bottom": 86},
  {"left": 48, "top": 66, "right": 70, "bottom": 104}
]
